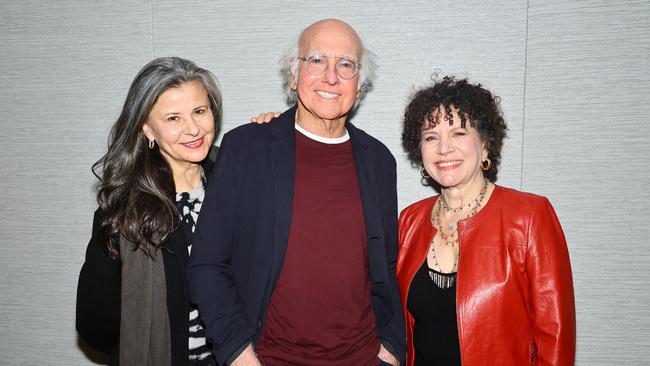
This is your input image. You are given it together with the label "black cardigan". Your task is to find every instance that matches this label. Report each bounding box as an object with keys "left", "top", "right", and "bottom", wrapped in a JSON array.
[{"left": 76, "top": 150, "right": 216, "bottom": 365}]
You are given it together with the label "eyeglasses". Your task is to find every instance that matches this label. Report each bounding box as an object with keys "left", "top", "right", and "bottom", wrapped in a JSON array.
[{"left": 297, "top": 53, "right": 361, "bottom": 80}]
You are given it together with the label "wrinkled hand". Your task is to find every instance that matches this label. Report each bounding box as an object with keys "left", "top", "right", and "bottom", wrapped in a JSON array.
[
  {"left": 250, "top": 111, "right": 281, "bottom": 124},
  {"left": 230, "top": 344, "right": 262, "bottom": 366},
  {"left": 377, "top": 344, "right": 400, "bottom": 366}
]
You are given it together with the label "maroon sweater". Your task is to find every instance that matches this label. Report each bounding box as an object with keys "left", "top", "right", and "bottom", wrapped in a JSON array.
[{"left": 255, "top": 129, "right": 380, "bottom": 365}]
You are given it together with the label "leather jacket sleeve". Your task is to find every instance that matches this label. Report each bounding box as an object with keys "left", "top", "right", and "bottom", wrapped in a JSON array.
[{"left": 527, "top": 198, "right": 576, "bottom": 365}]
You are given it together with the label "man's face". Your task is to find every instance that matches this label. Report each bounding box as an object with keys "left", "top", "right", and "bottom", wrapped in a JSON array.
[{"left": 292, "top": 21, "right": 361, "bottom": 125}]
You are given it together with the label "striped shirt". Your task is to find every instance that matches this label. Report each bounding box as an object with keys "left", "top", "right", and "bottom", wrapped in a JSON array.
[{"left": 177, "top": 181, "right": 215, "bottom": 365}]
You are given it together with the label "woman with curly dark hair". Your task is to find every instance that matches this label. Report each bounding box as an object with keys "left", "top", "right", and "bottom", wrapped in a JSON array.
[
  {"left": 76, "top": 57, "right": 221, "bottom": 365},
  {"left": 397, "top": 76, "right": 576, "bottom": 365}
]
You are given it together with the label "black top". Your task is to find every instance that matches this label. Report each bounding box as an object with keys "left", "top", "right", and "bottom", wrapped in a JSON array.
[
  {"left": 76, "top": 149, "right": 217, "bottom": 366},
  {"left": 407, "top": 261, "right": 461, "bottom": 366}
]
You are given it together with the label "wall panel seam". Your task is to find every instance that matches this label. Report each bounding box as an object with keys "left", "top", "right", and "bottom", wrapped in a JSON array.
[
  {"left": 149, "top": 0, "right": 155, "bottom": 58},
  {"left": 520, "top": 0, "right": 530, "bottom": 192}
]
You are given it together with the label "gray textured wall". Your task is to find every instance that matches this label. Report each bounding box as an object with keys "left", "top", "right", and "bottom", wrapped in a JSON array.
[{"left": 0, "top": 1, "right": 648, "bottom": 364}]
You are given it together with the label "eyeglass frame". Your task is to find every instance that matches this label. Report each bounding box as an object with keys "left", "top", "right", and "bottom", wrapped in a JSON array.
[{"left": 296, "top": 53, "right": 362, "bottom": 80}]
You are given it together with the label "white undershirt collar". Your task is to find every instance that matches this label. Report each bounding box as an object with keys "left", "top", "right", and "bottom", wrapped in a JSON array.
[{"left": 294, "top": 123, "right": 350, "bottom": 144}]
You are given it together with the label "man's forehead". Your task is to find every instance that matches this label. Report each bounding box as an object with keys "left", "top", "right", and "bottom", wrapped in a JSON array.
[
  {"left": 299, "top": 37, "right": 361, "bottom": 60},
  {"left": 299, "top": 20, "right": 362, "bottom": 56}
]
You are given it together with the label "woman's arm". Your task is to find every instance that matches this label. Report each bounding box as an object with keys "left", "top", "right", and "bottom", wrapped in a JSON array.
[
  {"left": 76, "top": 209, "right": 121, "bottom": 355},
  {"left": 527, "top": 198, "right": 576, "bottom": 365}
]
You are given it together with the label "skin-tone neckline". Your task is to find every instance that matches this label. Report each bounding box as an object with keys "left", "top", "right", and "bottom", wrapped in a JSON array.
[
  {"left": 294, "top": 110, "right": 348, "bottom": 138},
  {"left": 172, "top": 163, "right": 203, "bottom": 193},
  {"left": 440, "top": 170, "right": 489, "bottom": 209}
]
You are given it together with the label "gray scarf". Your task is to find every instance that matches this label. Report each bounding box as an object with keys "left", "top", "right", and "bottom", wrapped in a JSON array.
[{"left": 119, "top": 236, "right": 172, "bottom": 365}]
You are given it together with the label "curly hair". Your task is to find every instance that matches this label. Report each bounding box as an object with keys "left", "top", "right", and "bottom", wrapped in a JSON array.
[
  {"left": 401, "top": 75, "right": 508, "bottom": 182},
  {"left": 93, "top": 57, "right": 222, "bottom": 260}
]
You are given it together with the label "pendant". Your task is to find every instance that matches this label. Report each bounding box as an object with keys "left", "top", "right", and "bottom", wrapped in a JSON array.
[{"left": 448, "top": 222, "right": 457, "bottom": 230}]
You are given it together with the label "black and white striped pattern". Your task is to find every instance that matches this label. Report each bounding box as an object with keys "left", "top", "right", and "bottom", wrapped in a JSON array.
[{"left": 177, "top": 182, "right": 215, "bottom": 365}]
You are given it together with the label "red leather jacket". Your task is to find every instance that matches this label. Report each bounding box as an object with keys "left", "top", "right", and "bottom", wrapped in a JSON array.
[{"left": 397, "top": 185, "right": 575, "bottom": 365}]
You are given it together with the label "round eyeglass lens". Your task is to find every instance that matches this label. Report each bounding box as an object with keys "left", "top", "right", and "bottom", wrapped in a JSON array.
[{"left": 304, "top": 54, "right": 358, "bottom": 79}]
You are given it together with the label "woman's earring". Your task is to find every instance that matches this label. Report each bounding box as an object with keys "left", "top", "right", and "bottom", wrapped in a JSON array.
[
  {"left": 420, "top": 168, "right": 431, "bottom": 179},
  {"left": 481, "top": 158, "right": 492, "bottom": 171},
  {"left": 148, "top": 139, "right": 155, "bottom": 149}
]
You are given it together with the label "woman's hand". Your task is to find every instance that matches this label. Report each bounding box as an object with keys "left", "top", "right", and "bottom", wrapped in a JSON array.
[{"left": 250, "top": 112, "right": 280, "bottom": 124}]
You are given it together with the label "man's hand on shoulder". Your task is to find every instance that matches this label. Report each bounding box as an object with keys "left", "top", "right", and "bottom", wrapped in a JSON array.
[{"left": 250, "top": 112, "right": 280, "bottom": 124}]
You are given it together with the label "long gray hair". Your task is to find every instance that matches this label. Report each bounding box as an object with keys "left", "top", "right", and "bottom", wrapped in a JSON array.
[
  {"left": 93, "top": 57, "right": 222, "bottom": 259},
  {"left": 280, "top": 36, "right": 377, "bottom": 106}
]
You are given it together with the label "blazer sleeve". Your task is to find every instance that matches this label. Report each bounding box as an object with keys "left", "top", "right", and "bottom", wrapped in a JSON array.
[
  {"left": 379, "top": 153, "right": 407, "bottom": 363},
  {"left": 527, "top": 198, "right": 576, "bottom": 365},
  {"left": 76, "top": 209, "right": 121, "bottom": 355},
  {"left": 187, "top": 133, "right": 254, "bottom": 365}
]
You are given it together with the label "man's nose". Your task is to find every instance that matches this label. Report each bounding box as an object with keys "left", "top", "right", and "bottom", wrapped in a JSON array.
[{"left": 322, "top": 62, "right": 339, "bottom": 85}]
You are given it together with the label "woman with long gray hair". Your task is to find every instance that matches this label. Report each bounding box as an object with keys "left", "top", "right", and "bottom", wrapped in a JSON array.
[{"left": 76, "top": 57, "right": 222, "bottom": 366}]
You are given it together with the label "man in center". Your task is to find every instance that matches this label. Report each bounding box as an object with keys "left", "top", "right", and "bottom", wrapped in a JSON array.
[{"left": 188, "top": 19, "right": 405, "bottom": 366}]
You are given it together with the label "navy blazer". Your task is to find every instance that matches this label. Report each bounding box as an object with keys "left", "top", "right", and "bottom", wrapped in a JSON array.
[{"left": 188, "top": 106, "right": 406, "bottom": 365}]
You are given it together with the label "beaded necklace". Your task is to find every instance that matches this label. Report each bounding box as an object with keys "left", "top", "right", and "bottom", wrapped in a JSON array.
[{"left": 429, "top": 178, "right": 489, "bottom": 276}]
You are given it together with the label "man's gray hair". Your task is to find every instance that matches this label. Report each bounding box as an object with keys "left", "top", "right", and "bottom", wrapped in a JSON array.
[{"left": 280, "top": 37, "right": 377, "bottom": 106}]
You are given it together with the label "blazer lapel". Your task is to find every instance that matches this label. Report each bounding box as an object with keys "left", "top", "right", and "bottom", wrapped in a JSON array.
[
  {"left": 349, "top": 124, "right": 387, "bottom": 286},
  {"left": 269, "top": 108, "right": 297, "bottom": 276},
  {"left": 349, "top": 123, "right": 381, "bottom": 241}
]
